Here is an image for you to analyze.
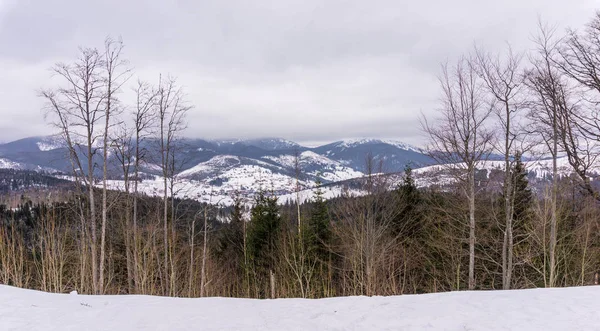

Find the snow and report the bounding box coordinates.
[278,185,360,204]
[1,284,599,330]
[36,137,64,151]
[0,158,20,169]
[0,158,58,173]
[178,155,242,177]
[412,156,589,188]
[337,138,423,153]
[100,153,365,206]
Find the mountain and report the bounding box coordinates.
[240,138,303,151]
[313,139,434,172]
[0,135,590,205]
[0,136,433,204]
[0,136,68,173]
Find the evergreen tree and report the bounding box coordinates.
[394,164,423,238]
[247,190,281,297]
[307,177,331,263]
[215,191,245,266]
[214,191,248,295]
[511,151,532,235]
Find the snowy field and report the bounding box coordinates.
[2,285,600,330]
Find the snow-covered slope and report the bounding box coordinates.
[36,135,65,151]
[413,156,585,188]
[337,138,423,153]
[1,284,599,330]
[0,158,57,173]
[0,135,435,202]
[242,138,302,151]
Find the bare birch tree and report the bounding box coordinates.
[156,76,190,296]
[523,22,566,287]
[41,46,105,293]
[131,80,158,292]
[421,56,493,290]
[99,37,130,293]
[475,45,524,289]
[554,12,600,200]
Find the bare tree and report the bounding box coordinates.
[553,12,600,200]
[333,155,400,296]
[112,124,135,292]
[131,80,158,292]
[421,56,493,290]
[474,45,524,289]
[42,46,105,294]
[99,37,130,293]
[156,76,190,296]
[523,22,569,287]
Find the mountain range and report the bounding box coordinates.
[0,136,435,204]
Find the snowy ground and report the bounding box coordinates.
[1,285,600,330]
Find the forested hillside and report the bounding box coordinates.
[3,6,600,302]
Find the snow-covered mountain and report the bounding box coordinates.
[240,138,303,151]
[0,136,433,203]
[313,139,432,172]
[2,135,596,204]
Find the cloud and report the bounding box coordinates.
[0,0,597,145]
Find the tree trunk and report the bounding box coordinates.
[99,94,111,294]
[188,215,196,297]
[468,168,476,291]
[163,175,169,295]
[270,269,276,299]
[132,156,140,293]
[200,205,208,297]
[549,123,558,287]
[87,131,98,294]
[502,102,513,290]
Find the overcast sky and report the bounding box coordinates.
[0,0,598,146]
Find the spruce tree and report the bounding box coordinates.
[511,151,532,233]
[307,177,331,263]
[394,164,423,238]
[247,190,281,297]
[215,191,245,272]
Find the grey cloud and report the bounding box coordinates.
[0,0,597,146]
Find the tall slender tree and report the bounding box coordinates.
[475,45,524,289]
[156,76,190,296]
[99,37,130,294]
[524,22,566,287]
[422,55,494,290]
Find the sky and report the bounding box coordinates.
[0,0,598,147]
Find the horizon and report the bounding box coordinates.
[0,134,425,149]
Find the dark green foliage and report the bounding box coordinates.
[0,169,70,193]
[394,165,423,238]
[213,191,248,295]
[215,192,245,263]
[306,178,331,262]
[247,190,281,296]
[511,152,532,226]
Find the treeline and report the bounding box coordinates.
[1,161,599,297]
[0,169,69,193]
